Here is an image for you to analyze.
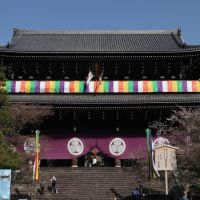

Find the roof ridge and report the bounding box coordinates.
[13,28,180,35]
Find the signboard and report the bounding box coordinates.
[0,169,11,200]
[155,144,178,171]
[154,143,178,195]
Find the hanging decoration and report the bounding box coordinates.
[5,80,200,93]
[34,130,40,181]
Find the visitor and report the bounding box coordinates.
[92,156,97,166]
[51,176,57,193]
[14,188,20,195]
[113,194,117,200]
[38,179,45,195]
[180,191,188,200]
[187,190,192,200]
[88,156,93,167]
[138,181,143,196]
[132,187,140,199]
[84,156,89,167]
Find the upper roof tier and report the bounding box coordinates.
[1,28,200,53]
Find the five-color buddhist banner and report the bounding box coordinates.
[6,80,200,93]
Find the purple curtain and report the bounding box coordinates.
[35,132,148,160]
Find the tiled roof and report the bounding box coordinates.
[1,28,199,53]
[9,94,200,105]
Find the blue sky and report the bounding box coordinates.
[0,0,200,45]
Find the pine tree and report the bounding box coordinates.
[0,65,10,132]
[0,64,21,169]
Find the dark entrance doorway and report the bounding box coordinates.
[78,151,115,167]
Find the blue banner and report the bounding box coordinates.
[0,169,11,200]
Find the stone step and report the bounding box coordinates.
[12,167,168,200]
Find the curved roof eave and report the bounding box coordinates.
[1,49,200,55]
[9,94,200,105]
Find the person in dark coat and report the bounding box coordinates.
[51,176,57,193]
[138,181,143,196]
[132,187,140,199]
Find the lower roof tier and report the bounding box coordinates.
[9,93,200,106]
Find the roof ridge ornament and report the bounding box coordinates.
[6,42,10,49]
[177,27,181,36]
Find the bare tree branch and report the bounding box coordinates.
[10,104,54,132]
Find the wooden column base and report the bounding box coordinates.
[115,159,121,167]
[71,158,78,167]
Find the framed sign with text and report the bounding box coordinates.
[155,144,178,171]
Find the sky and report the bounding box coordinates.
[0,0,200,45]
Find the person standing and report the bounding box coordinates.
[92,156,97,166]
[138,181,143,196]
[40,179,45,195]
[132,187,140,199]
[51,176,57,193]
[187,190,192,200]
[181,191,188,200]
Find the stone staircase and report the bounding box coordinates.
[32,167,166,200]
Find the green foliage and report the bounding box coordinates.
[0,64,11,132]
[0,64,21,169]
[190,183,200,194]
[0,107,11,131]
[0,132,22,169]
[0,64,54,170]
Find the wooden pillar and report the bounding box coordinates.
[165,170,168,195]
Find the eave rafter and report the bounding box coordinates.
[1,51,200,61]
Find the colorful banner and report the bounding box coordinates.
[5,80,200,94]
[146,129,160,177]
[34,130,40,181]
[146,128,152,160]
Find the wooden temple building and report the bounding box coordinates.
[0,28,200,166]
